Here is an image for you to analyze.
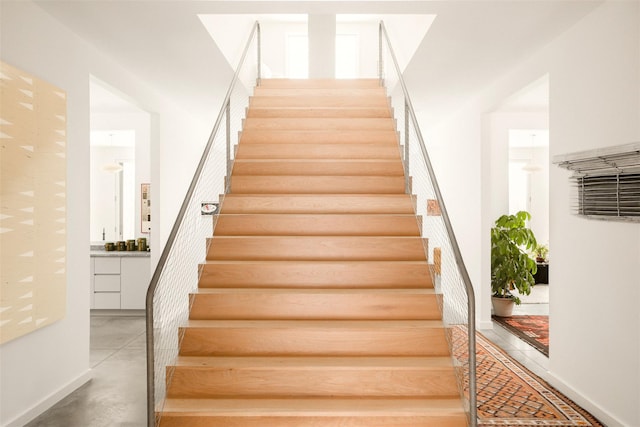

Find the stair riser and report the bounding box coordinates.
[167,368,459,399]
[199,262,433,288]
[219,195,416,214]
[235,144,401,160]
[189,293,440,320]
[253,87,387,97]
[247,107,391,119]
[243,118,395,131]
[179,328,449,357]
[230,176,406,195]
[239,130,398,145]
[213,214,420,236]
[232,160,404,176]
[206,237,427,261]
[250,96,389,108]
[159,415,468,427]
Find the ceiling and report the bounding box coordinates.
[509,129,550,148]
[90,78,147,115]
[34,1,602,125]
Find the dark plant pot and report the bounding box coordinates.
[536,257,545,263]
[492,296,515,317]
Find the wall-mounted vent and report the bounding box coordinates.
[553,143,640,222]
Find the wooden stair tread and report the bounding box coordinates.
[239,129,398,144]
[213,214,420,236]
[235,143,402,160]
[250,96,390,108]
[183,319,445,328]
[199,260,433,289]
[206,236,427,261]
[233,159,402,163]
[220,194,416,214]
[189,288,440,320]
[192,288,436,295]
[179,322,449,356]
[159,398,468,427]
[232,158,405,177]
[172,356,455,368]
[259,78,381,88]
[201,260,431,267]
[253,87,387,97]
[232,159,404,177]
[162,397,466,415]
[247,106,391,118]
[206,235,426,241]
[229,175,406,194]
[167,363,460,399]
[243,117,395,130]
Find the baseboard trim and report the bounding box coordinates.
[3,369,92,427]
[477,319,494,330]
[546,371,627,427]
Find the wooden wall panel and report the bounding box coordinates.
[0,61,67,344]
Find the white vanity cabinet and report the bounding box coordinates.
[91,254,150,310]
[120,257,150,309]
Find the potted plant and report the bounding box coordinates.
[491,211,538,317]
[533,243,549,263]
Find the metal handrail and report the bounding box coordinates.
[379,21,478,426]
[144,21,261,426]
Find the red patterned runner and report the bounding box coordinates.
[492,315,549,357]
[453,326,604,426]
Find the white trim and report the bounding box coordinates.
[552,141,640,165]
[3,369,92,427]
[477,319,494,330]
[546,371,627,427]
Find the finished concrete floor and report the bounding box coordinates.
[25,312,147,427]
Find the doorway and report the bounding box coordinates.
[489,75,550,357]
[89,78,151,245]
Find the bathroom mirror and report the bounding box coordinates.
[90,130,136,242]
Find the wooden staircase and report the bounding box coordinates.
[158,79,469,426]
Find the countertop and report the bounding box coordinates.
[91,250,150,257]
[91,244,150,257]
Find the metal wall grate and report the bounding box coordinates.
[574,173,640,219]
[554,142,640,221]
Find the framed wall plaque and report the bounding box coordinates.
[141,183,151,233]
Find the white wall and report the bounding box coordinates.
[414,2,639,425]
[0,2,217,425]
[336,21,378,78]
[422,106,486,325]
[308,15,336,79]
[0,4,93,425]
[544,3,639,425]
[260,20,308,78]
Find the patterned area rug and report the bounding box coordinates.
[492,315,549,357]
[453,327,604,426]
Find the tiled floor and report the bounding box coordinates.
[25,287,550,426]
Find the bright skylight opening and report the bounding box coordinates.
[336,34,359,78]
[286,34,309,78]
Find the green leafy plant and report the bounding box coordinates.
[533,243,549,262]
[491,211,538,305]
